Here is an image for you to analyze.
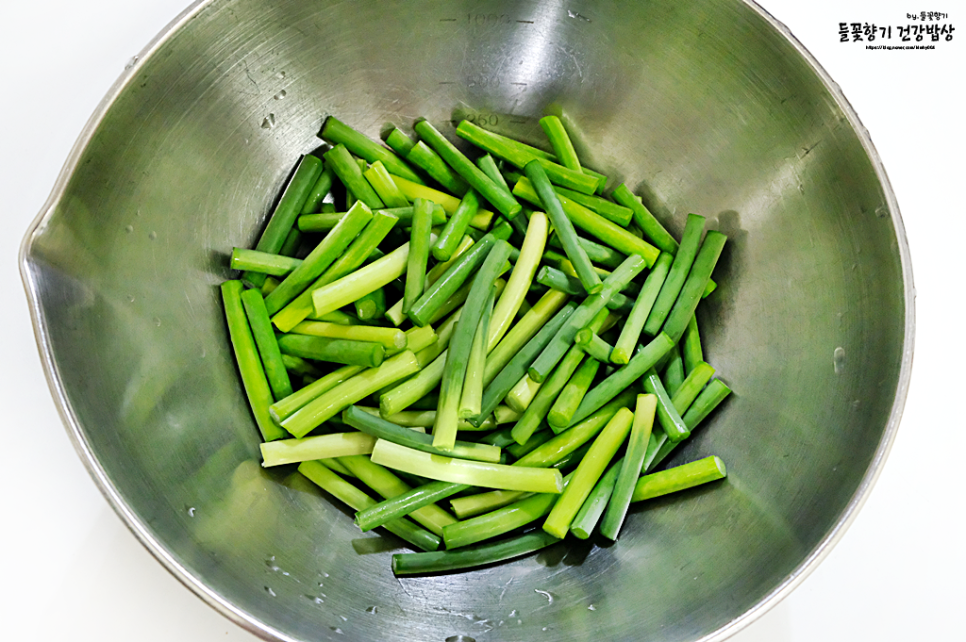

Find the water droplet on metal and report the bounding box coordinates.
[833,346,846,374]
[126,295,135,303]
[875,205,888,218]
[125,55,139,69]
[365,606,378,614]
[261,114,276,129]
[445,636,476,642]
[588,604,597,611]
[276,71,286,79]
[187,506,196,517]
[274,90,287,100]
[330,627,343,635]
[148,231,157,240]
[535,589,554,604]
[154,317,161,327]
[265,586,276,597]
[125,225,134,233]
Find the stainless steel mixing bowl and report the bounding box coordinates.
[20,0,913,640]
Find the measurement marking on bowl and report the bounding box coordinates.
[833,347,846,374]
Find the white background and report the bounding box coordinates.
[1,1,961,640]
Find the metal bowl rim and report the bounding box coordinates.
[17,1,915,641]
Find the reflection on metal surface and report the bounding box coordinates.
[20,1,912,641]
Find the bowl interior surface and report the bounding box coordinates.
[22,0,910,641]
